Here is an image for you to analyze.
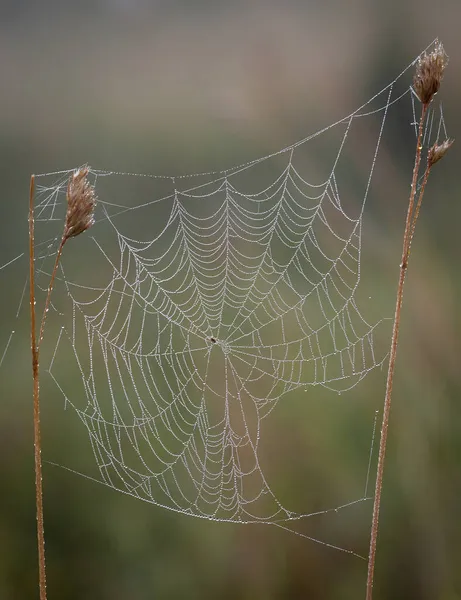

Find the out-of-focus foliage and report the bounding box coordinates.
[0,2,460,599]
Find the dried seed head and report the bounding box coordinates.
[428,138,454,167]
[64,166,96,241]
[413,41,448,105]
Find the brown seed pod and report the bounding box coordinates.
[413,41,448,105]
[64,166,97,241]
[428,138,454,167]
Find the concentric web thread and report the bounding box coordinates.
[22,41,448,554]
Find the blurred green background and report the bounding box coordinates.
[0,1,460,599]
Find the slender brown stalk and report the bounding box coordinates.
[365,103,427,600]
[409,138,454,249]
[29,174,47,600]
[29,166,96,599]
[37,239,65,350]
[366,40,451,600]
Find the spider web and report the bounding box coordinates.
[23,41,448,554]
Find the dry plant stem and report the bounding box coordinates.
[29,184,68,600]
[29,175,47,600]
[409,161,432,247]
[365,102,429,600]
[29,166,95,600]
[37,238,66,349]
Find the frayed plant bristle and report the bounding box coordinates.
[64,166,96,241]
[428,138,454,167]
[413,40,448,105]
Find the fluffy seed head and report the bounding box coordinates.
[428,138,454,167]
[64,166,96,240]
[413,41,448,105]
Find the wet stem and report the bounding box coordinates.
[29,174,68,600]
[365,101,434,599]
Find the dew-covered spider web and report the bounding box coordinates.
[3,41,449,555]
